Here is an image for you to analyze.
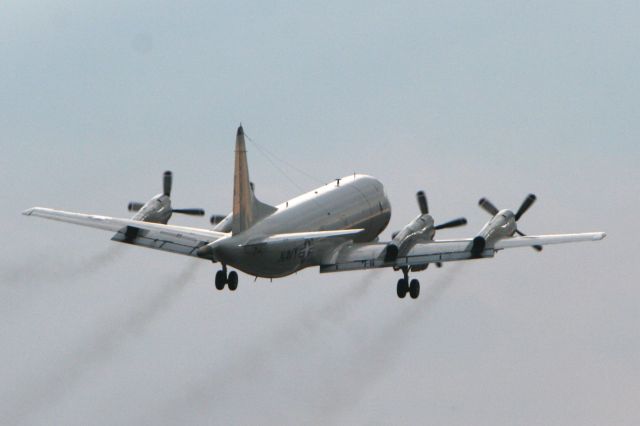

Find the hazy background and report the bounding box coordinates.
[1,1,638,425]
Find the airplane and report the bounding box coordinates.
[23,125,606,299]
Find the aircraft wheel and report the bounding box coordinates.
[409,279,420,299]
[215,270,226,290]
[228,271,239,291]
[396,278,408,298]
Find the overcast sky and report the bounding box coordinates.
[1,1,638,425]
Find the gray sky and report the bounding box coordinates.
[1,1,638,425]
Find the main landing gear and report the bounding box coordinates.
[396,267,420,299]
[215,265,238,291]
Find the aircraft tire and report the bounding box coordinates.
[215,270,226,290]
[409,279,420,299]
[397,278,408,298]
[228,271,239,291]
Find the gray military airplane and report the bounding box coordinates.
[23,126,605,299]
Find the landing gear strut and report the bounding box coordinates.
[396,267,420,299]
[214,265,239,291]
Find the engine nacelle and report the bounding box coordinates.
[385,214,435,262]
[472,209,517,256]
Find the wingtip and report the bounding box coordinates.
[22,207,36,216]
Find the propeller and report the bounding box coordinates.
[427,191,466,267]
[388,191,467,265]
[210,214,226,225]
[478,197,499,216]
[128,202,144,212]
[163,170,172,196]
[416,190,428,214]
[127,171,206,217]
[515,193,536,221]
[419,191,467,231]
[173,208,205,216]
[434,217,467,230]
[478,193,542,251]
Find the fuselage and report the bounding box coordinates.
[212,174,391,278]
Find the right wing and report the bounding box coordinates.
[320,232,606,273]
[23,207,228,258]
[493,233,606,249]
[320,239,480,272]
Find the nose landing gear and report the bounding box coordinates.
[396,267,420,299]
[214,265,239,291]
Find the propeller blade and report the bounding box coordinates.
[416,191,428,214]
[434,217,468,230]
[478,198,499,216]
[515,193,536,221]
[163,171,172,196]
[515,229,543,251]
[172,208,205,216]
[128,201,144,212]
[210,214,227,225]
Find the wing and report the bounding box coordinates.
[493,232,606,249]
[320,239,478,272]
[320,232,606,273]
[23,207,228,257]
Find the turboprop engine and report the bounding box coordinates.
[471,193,542,257]
[127,171,206,223]
[385,191,467,263]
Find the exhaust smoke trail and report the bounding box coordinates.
[274,270,379,346]
[4,261,202,425]
[161,270,381,422]
[311,264,464,423]
[0,246,125,316]
[0,246,123,286]
[170,265,462,424]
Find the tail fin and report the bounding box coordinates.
[232,126,277,234]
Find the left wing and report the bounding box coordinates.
[23,207,228,257]
[320,232,606,272]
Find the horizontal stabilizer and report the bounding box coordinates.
[243,229,364,246]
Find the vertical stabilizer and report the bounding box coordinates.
[232,126,277,234]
